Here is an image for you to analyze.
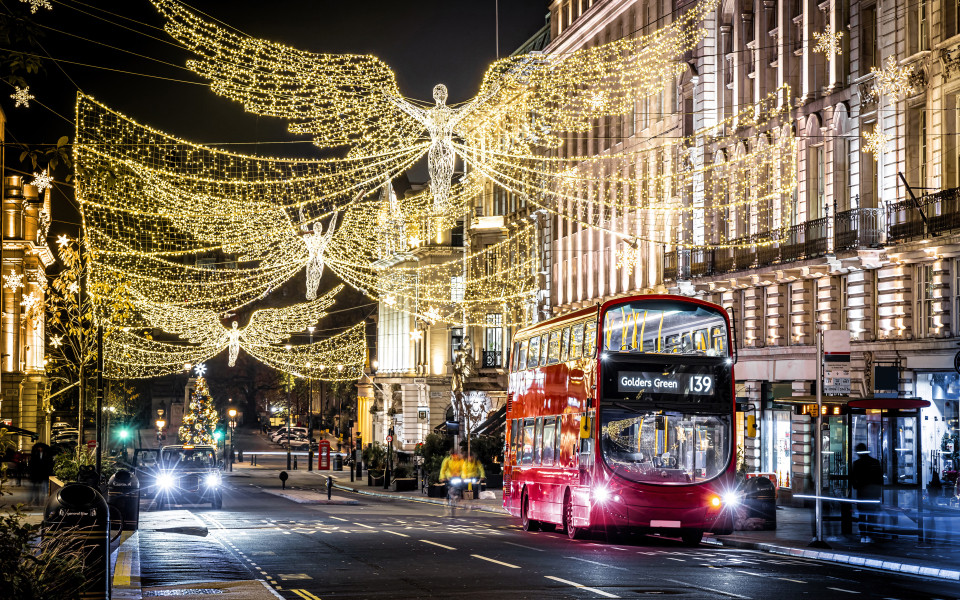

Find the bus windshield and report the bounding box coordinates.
[599,358,732,485]
[602,300,728,356]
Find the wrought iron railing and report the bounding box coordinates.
[887,187,960,243]
[482,350,502,368]
[835,207,884,251]
[663,248,679,280]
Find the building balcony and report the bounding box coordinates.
[835,207,884,251]
[481,350,502,369]
[887,186,960,244]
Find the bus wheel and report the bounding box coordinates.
[681,529,703,546]
[521,492,539,532]
[564,493,586,540]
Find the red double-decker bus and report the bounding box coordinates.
[503,295,737,545]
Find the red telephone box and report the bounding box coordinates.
[318,440,331,470]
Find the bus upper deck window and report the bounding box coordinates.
[511,341,520,371]
[518,339,528,370]
[559,327,570,362]
[527,336,540,369]
[584,321,597,357]
[547,330,561,365]
[570,323,584,359]
[539,333,550,366]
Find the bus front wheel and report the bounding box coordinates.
[564,493,586,540]
[681,529,703,546]
[521,492,539,532]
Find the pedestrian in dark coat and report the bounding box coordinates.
[851,442,883,542]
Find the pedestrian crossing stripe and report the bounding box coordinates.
[291,590,321,600]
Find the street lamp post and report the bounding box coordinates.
[285,344,292,470]
[156,419,165,448]
[307,326,315,472]
[228,407,237,472]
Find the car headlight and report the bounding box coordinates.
[156,473,175,489]
[722,492,740,507]
[205,473,221,487]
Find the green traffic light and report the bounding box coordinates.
[213,431,223,441]
[118,429,130,440]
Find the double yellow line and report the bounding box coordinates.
[291,590,321,600]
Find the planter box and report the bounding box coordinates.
[368,472,384,487]
[391,478,417,492]
[427,483,447,498]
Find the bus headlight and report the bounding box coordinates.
[205,473,221,487]
[593,486,611,503]
[157,473,175,490]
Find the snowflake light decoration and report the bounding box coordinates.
[10,86,35,108]
[615,245,642,274]
[67,281,80,295]
[863,129,891,159]
[50,335,63,348]
[57,234,71,247]
[424,307,440,323]
[20,0,52,14]
[813,25,843,56]
[3,270,24,292]
[194,363,208,377]
[20,292,39,312]
[871,56,916,100]
[31,170,53,192]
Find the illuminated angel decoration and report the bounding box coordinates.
[302,211,339,300]
[131,285,342,367]
[150,0,718,210]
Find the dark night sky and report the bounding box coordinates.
[3,0,550,231]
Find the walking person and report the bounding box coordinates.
[851,442,883,543]
[28,443,53,506]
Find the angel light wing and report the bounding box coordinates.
[132,293,229,347]
[239,284,343,346]
[151,0,424,156]
[458,0,718,150]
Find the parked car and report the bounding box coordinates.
[52,429,80,444]
[133,448,160,497]
[51,421,73,432]
[155,444,223,509]
[270,427,307,442]
[280,437,318,450]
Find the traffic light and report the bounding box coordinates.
[746,414,757,438]
[117,428,130,441]
[213,430,223,442]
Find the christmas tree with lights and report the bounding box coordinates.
[179,367,219,445]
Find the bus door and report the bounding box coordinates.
[579,410,595,486]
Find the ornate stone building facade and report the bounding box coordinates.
[1,106,55,447]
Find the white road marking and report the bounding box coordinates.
[565,556,629,571]
[329,516,348,522]
[503,541,544,552]
[544,575,619,598]
[779,578,806,584]
[666,557,686,562]
[383,530,409,537]
[827,588,860,595]
[471,554,521,569]
[421,540,456,550]
[663,578,752,599]
[354,523,375,529]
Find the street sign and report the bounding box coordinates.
[86,440,97,449]
[386,435,393,442]
[824,368,851,395]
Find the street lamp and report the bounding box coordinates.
[156,419,166,446]
[307,326,315,472]
[285,343,293,470]
[227,407,237,472]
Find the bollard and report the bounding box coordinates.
[279,471,289,490]
[293,456,298,470]
[327,476,333,500]
[107,469,140,531]
[43,482,111,600]
[237,449,243,463]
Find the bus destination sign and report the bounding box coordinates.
[617,371,714,395]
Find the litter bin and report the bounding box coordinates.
[741,476,777,530]
[43,482,111,600]
[107,469,140,531]
[333,454,343,471]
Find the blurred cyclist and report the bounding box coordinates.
[439,452,464,516]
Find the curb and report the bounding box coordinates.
[716,537,960,582]
[331,483,510,515]
[111,531,141,599]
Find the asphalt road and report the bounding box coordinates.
[137,466,960,600]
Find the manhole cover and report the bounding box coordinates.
[144,590,225,596]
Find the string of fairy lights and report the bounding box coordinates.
[68,0,809,379]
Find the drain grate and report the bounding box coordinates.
[144,589,225,596]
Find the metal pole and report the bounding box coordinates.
[95,323,103,475]
[308,329,314,472]
[810,328,830,548]
[286,387,292,471]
